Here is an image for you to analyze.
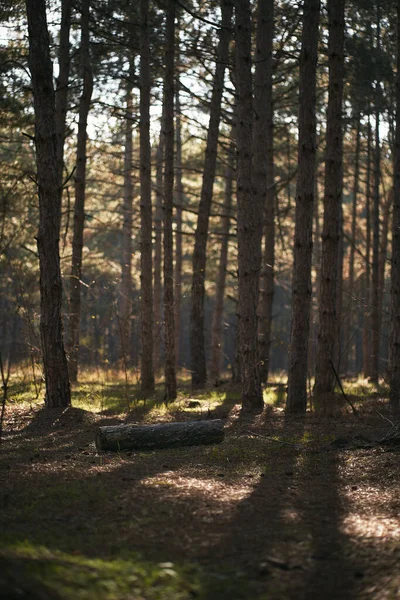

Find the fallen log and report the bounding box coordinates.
[95,419,224,452]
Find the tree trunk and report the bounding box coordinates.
[370,5,381,383]
[140,0,155,395]
[68,0,93,383]
[119,58,134,367]
[314,0,345,411]
[235,0,264,411]
[26,0,71,407]
[255,0,275,385]
[286,0,320,414]
[190,0,233,389]
[363,115,372,377]
[55,0,72,188]
[390,0,400,413]
[210,139,235,385]
[153,119,164,373]
[96,419,225,452]
[163,0,177,401]
[174,78,183,370]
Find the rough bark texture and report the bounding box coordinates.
[119,59,134,366]
[26,0,71,407]
[163,0,177,401]
[363,117,372,377]
[190,0,233,389]
[235,0,264,411]
[286,0,320,414]
[174,80,183,369]
[68,0,93,383]
[55,0,71,187]
[210,140,234,384]
[140,0,155,394]
[95,419,225,452]
[256,0,275,385]
[153,121,164,372]
[390,2,400,413]
[370,6,381,383]
[314,0,345,410]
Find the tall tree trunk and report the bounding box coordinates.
[255,0,275,385]
[68,0,93,383]
[286,0,320,413]
[55,0,72,188]
[343,115,361,374]
[174,79,183,369]
[119,58,134,367]
[210,139,235,385]
[235,0,264,411]
[163,0,177,401]
[389,0,400,413]
[370,5,381,383]
[314,0,345,410]
[153,119,164,373]
[140,0,155,395]
[26,0,71,407]
[363,115,372,377]
[190,0,233,389]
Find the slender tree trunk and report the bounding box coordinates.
[314,0,345,410]
[140,0,155,394]
[26,0,71,407]
[68,0,93,383]
[363,116,372,377]
[378,190,391,365]
[119,58,134,367]
[286,0,320,413]
[210,139,235,384]
[55,0,72,188]
[343,115,361,374]
[390,0,400,413]
[190,0,233,389]
[163,0,177,401]
[255,0,275,385]
[370,6,381,383]
[235,0,264,411]
[153,120,164,373]
[174,80,183,370]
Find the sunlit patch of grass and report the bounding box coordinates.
[1,541,201,600]
[342,376,389,399]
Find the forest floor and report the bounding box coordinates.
[0,372,399,600]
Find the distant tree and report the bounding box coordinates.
[314,0,345,411]
[25,0,71,407]
[286,0,320,414]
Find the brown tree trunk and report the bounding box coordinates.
[235,0,264,411]
[26,0,71,407]
[163,0,177,401]
[140,0,155,395]
[390,0,400,413]
[363,116,372,377]
[174,80,183,370]
[153,120,164,373]
[210,139,235,385]
[370,6,381,383]
[68,0,93,383]
[314,0,345,411]
[55,0,72,188]
[286,0,320,413]
[190,0,233,389]
[119,58,134,367]
[255,0,275,385]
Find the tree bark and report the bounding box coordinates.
[286,0,320,414]
[140,0,155,395]
[26,0,71,407]
[55,0,72,189]
[363,116,372,377]
[314,0,345,411]
[163,0,177,401]
[235,0,264,411]
[153,118,164,373]
[68,0,93,383]
[390,0,400,413]
[210,139,235,385]
[174,77,183,370]
[255,0,275,385]
[95,419,225,452]
[190,0,233,389]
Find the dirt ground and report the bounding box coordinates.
[0,386,399,599]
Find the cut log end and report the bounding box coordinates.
[95,419,225,452]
